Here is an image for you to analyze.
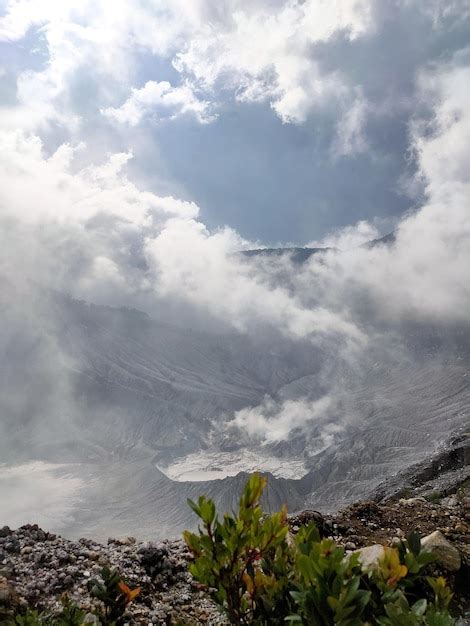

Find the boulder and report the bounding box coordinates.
[355,544,385,570]
[0,527,11,538]
[422,530,461,571]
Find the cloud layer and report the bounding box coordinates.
[0,0,375,129]
[103,80,216,126]
[1,30,470,351]
[1,1,470,447]
[3,0,470,243]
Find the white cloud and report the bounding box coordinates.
[385,61,470,321]
[0,0,377,134]
[0,131,199,225]
[0,127,364,343]
[230,395,334,443]
[308,220,380,250]
[413,63,470,200]
[0,129,200,302]
[144,217,364,342]
[297,60,470,325]
[0,1,206,133]
[2,53,470,346]
[0,1,64,41]
[174,0,375,124]
[103,80,216,125]
[1,2,470,352]
[333,92,369,156]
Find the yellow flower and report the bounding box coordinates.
[378,547,408,588]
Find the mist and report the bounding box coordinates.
[1,0,470,538]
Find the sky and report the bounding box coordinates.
[0,0,470,338]
[1,0,470,487]
[1,0,469,245]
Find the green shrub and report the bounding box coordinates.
[183,474,293,624]
[288,525,371,625]
[12,610,45,626]
[184,474,455,625]
[88,565,140,625]
[52,596,87,626]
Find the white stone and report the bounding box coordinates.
[355,544,385,570]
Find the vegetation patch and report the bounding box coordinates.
[184,475,456,625]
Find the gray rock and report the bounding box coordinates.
[4,540,20,554]
[441,495,458,508]
[0,567,14,579]
[0,578,12,603]
[421,531,461,571]
[56,549,69,563]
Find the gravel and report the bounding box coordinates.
[0,525,226,625]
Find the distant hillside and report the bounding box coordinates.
[240,246,330,263]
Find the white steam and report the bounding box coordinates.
[230,395,337,444]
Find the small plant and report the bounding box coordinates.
[184,474,456,625]
[425,492,442,505]
[13,610,44,626]
[287,524,371,625]
[5,569,139,626]
[184,474,294,624]
[88,566,140,625]
[54,595,87,626]
[8,596,85,626]
[376,591,454,626]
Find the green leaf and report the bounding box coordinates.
[186,498,201,517]
[407,531,421,556]
[411,598,427,616]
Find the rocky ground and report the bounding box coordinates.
[0,526,227,625]
[1,472,469,625]
[1,486,469,625]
